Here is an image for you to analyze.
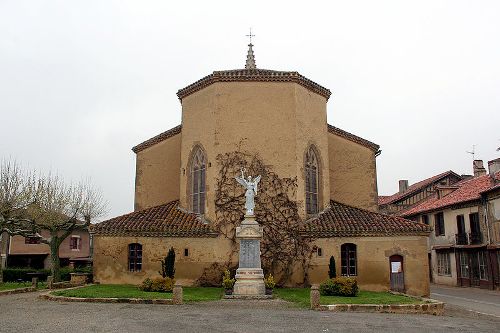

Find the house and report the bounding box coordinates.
[91,43,431,296]
[402,159,500,289]
[1,230,91,269]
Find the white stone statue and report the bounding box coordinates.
[235,169,261,216]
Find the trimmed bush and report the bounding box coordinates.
[319,277,358,297]
[221,269,235,290]
[140,277,174,292]
[328,256,336,279]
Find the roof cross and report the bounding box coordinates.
[245,28,255,44]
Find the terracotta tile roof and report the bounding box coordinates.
[132,125,182,153]
[379,171,461,206]
[91,200,216,237]
[301,201,431,237]
[402,172,500,217]
[327,125,380,152]
[176,69,332,100]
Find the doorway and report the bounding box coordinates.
[390,255,405,292]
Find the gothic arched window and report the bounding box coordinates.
[341,243,357,276]
[190,146,206,214]
[305,146,320,214]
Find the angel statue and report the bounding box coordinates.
[235,168,261,216]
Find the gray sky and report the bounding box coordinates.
[1,0,499,220]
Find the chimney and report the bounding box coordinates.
[473,160,486,177]
[398,180,409,193]
[488,158,500,176]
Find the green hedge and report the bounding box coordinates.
[319,277,359,297]
[2,266,93,282]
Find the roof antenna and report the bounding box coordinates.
[466,144,476,160]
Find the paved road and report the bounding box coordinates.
[0,291,499,333]
[431,284,500,318]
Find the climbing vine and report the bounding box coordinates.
[207,150,314,286]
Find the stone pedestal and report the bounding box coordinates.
[232,215,266,297]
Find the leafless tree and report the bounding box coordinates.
[1,160,107,282]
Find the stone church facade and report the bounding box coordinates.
[92,45,431,296]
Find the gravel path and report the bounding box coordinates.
[0,291,499,333]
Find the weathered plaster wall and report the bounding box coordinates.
[93,235,236,285]
[328,133,378,211]
[428,206,480,249]
[307,236,430,296]
[430,250,457,286]
[134,133,181,211]
[179,81,329,220]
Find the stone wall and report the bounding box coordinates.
[328,133,378,212]
[134,133,181,211]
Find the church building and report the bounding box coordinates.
[92,43,431,296]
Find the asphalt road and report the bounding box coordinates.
[0,291,499,333]
[431,284,500,318]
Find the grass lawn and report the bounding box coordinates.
[274,288,423,308]
[53,284,223,302]
[0,282,47,291]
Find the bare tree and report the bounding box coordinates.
[1,160,107,282]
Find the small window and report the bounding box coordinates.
[25,236,40,244]
[184,248,189,257]
[422,215,429,225]
[341,243,357,276]
[317,248,323,257]
[128,243,142,272]
[437,252,451,276]
[478,251,489,281]
[434,212,445,236]
[69,236,81,250]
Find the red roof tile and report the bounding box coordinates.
[132,125,182,153]
[91,200,216,237]
[379,171,461,206]
[327,125,380,152]
[176,69,332,100]
[402,172,500,217]
[301,201,431,237]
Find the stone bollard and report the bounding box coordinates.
[31,277,38,289]
[173,283,183,305]
[310,284,320,310]
[47,276,53,290]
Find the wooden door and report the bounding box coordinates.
[390,255,405,292]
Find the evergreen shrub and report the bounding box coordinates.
[319,277,358,297]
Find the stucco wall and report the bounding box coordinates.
[179,81,329,220]
[93,235,236,285]
[134,133,181,211]
[328,133,378,211]
[93,233,429,296]
[307,236,429,296]
[428,206,480,249]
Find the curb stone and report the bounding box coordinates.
[0,287,37,296]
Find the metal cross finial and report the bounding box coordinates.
[246,28,255,44]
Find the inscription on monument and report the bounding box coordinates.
[239,239,261,268]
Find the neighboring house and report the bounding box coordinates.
[2,229,91,269]
[91,43,431,296]
[379,171,463,215]
[402,159,500,290]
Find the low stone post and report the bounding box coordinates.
[173,283,183,305]
[310,284,320,310]
[31,277,38,289]
[47,276,53,290]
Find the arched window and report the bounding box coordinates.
[341,243,357,276]
[190,146,206,214]
[128,243,142,272]
[305,146,320,214]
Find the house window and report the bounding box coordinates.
[69,236,81,250]
[128,243,142,272]
[478,251,489,281]
[437,252,451,276]
[341,243,357,276]
[25,236,40,244]
[189,146,206,214]
[317,247,323,257]
[184,248,189,257]
[434,212,445,236]
[422,215,429,225]
[305,146,320,214]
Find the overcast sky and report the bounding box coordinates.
[1,0,499,220]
